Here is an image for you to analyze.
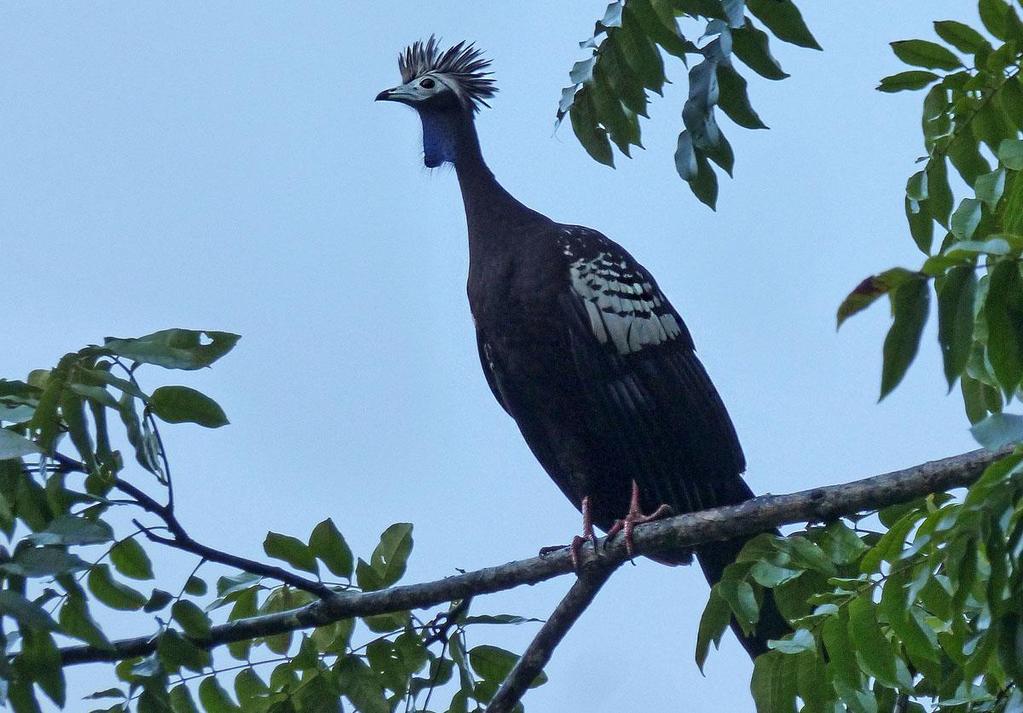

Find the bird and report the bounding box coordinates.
[376,37,786,658]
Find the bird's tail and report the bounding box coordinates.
[695,533,789,659]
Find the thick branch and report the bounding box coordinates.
[488,561,616,713]
[59,448,1005,666]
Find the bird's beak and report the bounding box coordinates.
[375,84,418,105]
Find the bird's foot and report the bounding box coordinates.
[538,495,598,571]
[606,480,673,559]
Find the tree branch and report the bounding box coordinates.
[58,447,1006,667]
[113,477,334,600]
[487,561,616,713]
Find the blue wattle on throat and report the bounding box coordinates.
[419,110,459,168]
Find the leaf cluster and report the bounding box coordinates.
[0,330,542,712]
[838,1,1023,427]
[701,452,1023,711]
[560,0,820,207]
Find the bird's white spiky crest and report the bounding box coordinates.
[398,36,497,111]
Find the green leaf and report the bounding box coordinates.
[110,538,154,580]
[59,591,111,648]
[688,149,719,210]
[976,168,1007,208]
[337,656,389,713]
[877,70,940,93]
[948,132,992,185]
[469,644,519,682]
[980,0,1017,40]
[308,518,354,579]
[933,20,991,54]
[970,412,1023,450]
[890,39,963,70]
[927,157,954,227]
[747,0,821,50]
[0,590,58,630]
[158,629,210,673]
[144,589,174,613]
[28,354,73,452]
[629,0,694,58]
[591,63,639,156]
[950,198,982,240]
[905,197,934,254]
[972,101,1016,154]
[68,383,119,411]
[569,90,615,167]
[103,329,240,371]
[234,669,270,709]
[998,138,1023,169]
[148,385,228,428]
[717,62,768,129]
[732,20,789,80]
[117,389,158,476]
[751,651,797,713]
[768,627,815,654]
[20,628,64,706]
[848,596,899,687]
[7,678,42,713]
[184,576,206,596]
[27,514,113,546]
[943,236,1013,258]
[937,265,977,388]
[167,683,199,711]
[997,76,1023,132]
[618,8,665,93]
[0,547,89,578]
[263,531,319,574]
[837,268,916,327]
[88,564,147,611]
[198,676,241,713]
[985,260,1023,392]
[0,428,41,459]
[820,521,869,565]
[172,600,212,638]
[83,688,126,701]
[880,276,930,399]
[719,574,760,631]
[369,522,414,588]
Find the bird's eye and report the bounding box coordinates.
[420,78,436,89]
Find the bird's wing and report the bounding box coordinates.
[556,225,748,512]
[475,329,511,415]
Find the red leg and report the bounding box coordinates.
[538,495,597,571]
[568,495,598,570]
[606,481,672,558]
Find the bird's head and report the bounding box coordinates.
[376,37,497,167]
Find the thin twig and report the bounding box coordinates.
[112,476,332,599]
[56,447,1007,667]
[424,596,474,646]
[487,561,616,713]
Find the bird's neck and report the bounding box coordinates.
[421,109,542,245]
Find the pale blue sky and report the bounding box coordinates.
[2,2,977,711]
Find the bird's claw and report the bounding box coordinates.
[569,531,599,571]
[606,481,673,559]
[539,495,599,571]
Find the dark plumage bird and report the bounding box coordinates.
[377,38,785,658]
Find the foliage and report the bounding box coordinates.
[694,1,1023,710]
[559,0,820,208]
[0,330,543,712]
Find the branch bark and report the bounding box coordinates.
[487,561,616,713]
[58,447,1005,667]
